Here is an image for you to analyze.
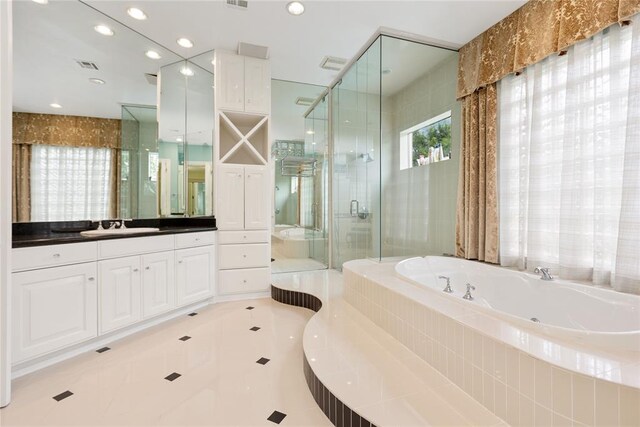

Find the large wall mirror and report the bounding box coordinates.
[12,0,214,223]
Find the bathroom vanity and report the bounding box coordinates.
[11,218,216,370]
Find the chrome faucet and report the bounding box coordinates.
[108,220,122,229]
[438,275,453,293]
[534,267,553,281]
[462,284,476,300]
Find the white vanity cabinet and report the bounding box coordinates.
[11,231,215,365]
[12,262,98,363]
[99,256,142,334]
[215,51,270,114]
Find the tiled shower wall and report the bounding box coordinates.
[343,268,640,427]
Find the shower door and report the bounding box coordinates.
[332,37,381,270]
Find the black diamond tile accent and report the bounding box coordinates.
[246,306,255,310]
[250,326,260,331]
[267,411,287,424]
[164,372,181,382]
[271,258,275,262]
[256,357,270,365]
[188,312,198,317]
[96,346,110,353]
[52,390,73,402]
[179,336,191,341]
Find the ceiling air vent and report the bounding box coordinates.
[144,73,157,85]
[226,0,248,10]
[319,56,347,71]
[295,97,315,107]
[76,60,99,70]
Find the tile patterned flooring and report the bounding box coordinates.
[0,298,332,426]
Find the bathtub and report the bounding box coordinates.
[395,256,640,351]
[272,227,310,258]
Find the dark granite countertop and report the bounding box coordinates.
[12,217,217,248]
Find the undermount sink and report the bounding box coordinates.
[80,227,160,237]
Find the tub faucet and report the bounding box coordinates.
[534,267,553,281]
[463,284,476,301]
[438,276,453,293]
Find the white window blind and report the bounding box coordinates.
[499,18,640,293]
[31,145,113,222]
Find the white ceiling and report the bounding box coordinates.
[86,0,526,87]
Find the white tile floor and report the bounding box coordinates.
[0,298,331,426]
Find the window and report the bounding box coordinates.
[499,19,640,292]
[399,111,451,170]
[31,145,113,221]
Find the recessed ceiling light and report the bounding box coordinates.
[50,103,62,109]
[127,7,147,20]
[286,1,305,15]
[306,130,314,135]
[145,50,161,60]
[32,0,48,4]
[177,38,193,48]
[180,67,194,77]
[312,142,316,145]
[89,78,105,85]
[94,25,114,36]
[176,137,183,142]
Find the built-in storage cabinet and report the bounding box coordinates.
[176,246,215,306]
[217,165,269,230]
[217,230,270,295]
[99,256,142,334]
[11,231,215,364]
[215,51,270,114]
[12,263,98,363]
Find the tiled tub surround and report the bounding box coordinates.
[272,270,506,426]
[343,260,640,427]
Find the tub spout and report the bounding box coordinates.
[463,284,476,300]
[438,276,453,293]
[534,267,553,281]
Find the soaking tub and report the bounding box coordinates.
[272,227,310,258]
[395,256,640,351]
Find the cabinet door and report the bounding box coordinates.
[216,165,245,230]
[12,263,97,363]
[244,57,270,114]
[244,166,270,229]
[176,246,214,307]
[216,52,245,112]
[99,257,142,334]
[141,251,175,319]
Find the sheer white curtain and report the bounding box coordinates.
[499,19,640,293]
[31,145,112,222]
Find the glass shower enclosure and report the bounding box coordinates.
[321,35,460,270]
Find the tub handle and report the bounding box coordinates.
[438,275,453,293]
[463,283,476,301]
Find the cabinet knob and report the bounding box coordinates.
[88,277,95,281]
[178,260,183,264]
[243,254,247,258]
[133,268,139,272]
[243,235,247,239]
[145,266,150,270]
[243,280,247,283]
[195,238,200,241]
[53,253,60,258]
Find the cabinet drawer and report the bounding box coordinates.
[218,244,270,269]
[13,242,98,272]
[218,268,270,295]
[98,235,174,259]
[218,230,268,244]
[175,231,216,249]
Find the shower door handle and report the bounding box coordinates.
[350,200,359,217]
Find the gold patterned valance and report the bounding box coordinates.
[12,112,121,149]
[457,0,640,99]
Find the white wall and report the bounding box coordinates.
[0,0,12,408]
[381,53,460,257]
